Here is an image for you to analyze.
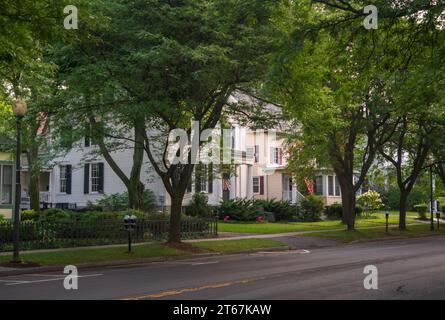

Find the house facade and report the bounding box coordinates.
[0,136,14,219]
[17,94,341,213]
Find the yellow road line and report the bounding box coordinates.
[122,277,263,300]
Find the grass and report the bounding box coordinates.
[0,243,187,266]
[218,213,419,234]
[303,223,445,243]
[194,239,287,253]
[0,239,286,266]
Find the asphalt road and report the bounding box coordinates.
[1,236,445,300]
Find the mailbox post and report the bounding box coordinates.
[124,215,137,253]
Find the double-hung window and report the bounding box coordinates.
[60,166,68,193]
[0,164,13,205]
[91,163,100,193]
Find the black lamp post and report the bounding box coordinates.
[11,98,27,263]
[430,165,435,231]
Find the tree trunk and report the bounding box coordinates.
[341,188,356,230]
[336,170,356,230]
[128,120,145,210]
[128,180,145,210]
[168,194,183,243]
[399,191,408,230]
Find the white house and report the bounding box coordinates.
[18,93,342,212]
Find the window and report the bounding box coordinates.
[335,176,341,196]
[91,163,100,193]
[271,147,283,165]
[314,176,323,195]
[60,166,68,193]
[328,176,334,196]
[195,164,213,193]
[253,177,260,194]
[0,165,13,205]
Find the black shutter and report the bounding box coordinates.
[85,136,90,147]
[195,165,202,193]
[208,163,213,194]
[187,175,192,193]
[66,165,72,195]
[84,164,90,194]
[98,163,104,193]
[260,176,264,195]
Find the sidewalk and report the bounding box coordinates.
[0,222,424,257]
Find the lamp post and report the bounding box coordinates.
[430,165,435,231]
[11,98,27,263]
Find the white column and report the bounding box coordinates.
[246,164,253,199]
[291,180,297,205]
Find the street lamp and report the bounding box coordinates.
[11,98,27,263]
[429,165,435,231]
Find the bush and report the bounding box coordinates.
[357,190,384,217]
[325,203,364,220]
[254,199,296,221]
[218,198,261,222]
[383,186,428,211]
[300,195,324,221]
[0,214,4,221]
[186,193,214,218]
[21,210,38,221]
[96,190,156,211]
[414,203,429,219]
[325,203,343,219]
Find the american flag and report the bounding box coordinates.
[224,179,231,191]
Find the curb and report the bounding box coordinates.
[0,246,290,278]
[347,232,445,245]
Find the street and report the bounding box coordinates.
[1,236,445,300]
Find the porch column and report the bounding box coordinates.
[246,164,253,199]
[291,180,297,205]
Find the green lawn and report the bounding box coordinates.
[0,243,187,266]
[0,239,287,266]
[304,223,445,243]
[218,213,419,234]
[195,239,287,253]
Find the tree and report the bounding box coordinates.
[268,0,445,230]
[52,0,285,242]
[267,9,392,230]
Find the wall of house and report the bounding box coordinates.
[0,152,12,161]
[49,142,166,208]
[0,208,11,219]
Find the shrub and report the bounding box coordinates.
[325,203,364,220]
[357,190,384,216]
[414,203,429,219]
[21,210,38,221]
[186,193,214,218]
[218,198,261,222]
[300,195,324,221]
[325,203,343,219]
[383,186,428,211]
[254,199,296,221]
[0,214,4,221]
[96,190,156,211]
